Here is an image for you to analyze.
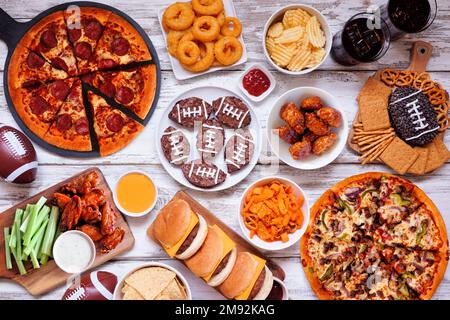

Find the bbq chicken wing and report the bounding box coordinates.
[53,192,72,209]
[78,224,104,242]
[82,188,106,208]
[100,203,116,236]
[301,96,323,110]
[62,171,100,195]
[312,133,337,155]
[305,112,330,136]
[60,195,82,231]
[317,106,342,128]
[100,227,125,253]
[81,206,102,224]
[280,102,305,135]
[289,139,312,160]
[273,125,300,144]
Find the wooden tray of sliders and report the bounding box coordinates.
[348,41,450,175]
[147,191,286,286]
[0,168,135,296]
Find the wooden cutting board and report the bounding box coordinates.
[147,191,286,292]
[348,40,434,154]
[0,168,135,296]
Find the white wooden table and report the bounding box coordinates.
[0,0,449,300]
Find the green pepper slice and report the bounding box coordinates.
[390,193,411,206]
[416,221,428,246]
[338,198,353,213]
[319,265,333,282]
[321,210,329,230]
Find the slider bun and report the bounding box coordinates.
[252,266,274,300]
[219,252,258,299]
[185,226,224,277]
[175,214,208,260]
[207,247,237,287]
[153,199,192,247]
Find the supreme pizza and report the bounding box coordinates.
[7,6,158,156]
[300,172,448,300]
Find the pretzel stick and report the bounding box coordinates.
[368,137,394,162]
[353,128,394,136]
[361,138,393,164]
[356,133,392,144]
[360,139,388,160]
[360,133,395,152]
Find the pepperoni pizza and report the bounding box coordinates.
[7,6,157,156]
[300,173,449,300]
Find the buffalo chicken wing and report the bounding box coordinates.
[100,227,125,253]
[280,102,305,135]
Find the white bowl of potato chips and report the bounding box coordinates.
[114,263,192,300]
[263,5,331,75]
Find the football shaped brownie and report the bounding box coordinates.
[181,160,227,188]
[196,119,225,162]
[224,129,255,173]
[161,126,190,165]
[169,97,212,128]
[212,96,251,129]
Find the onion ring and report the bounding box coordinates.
[176,40,201,65]
[183,41,215,72]
[163,2,195,31]
[192,0,224,16]
[167,29,189,57]
[214,36,243,65]
[216,11,225,27]
[220,17,242,37]
[192,16,220,42]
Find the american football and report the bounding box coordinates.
[196,119,225,162]
[0,124,38,184]
[224,129,255,173]
[62,271,118,300]
[212,96,251,129]
[161,126,191,166]
[168,97,212,128]
[181,160,227,188]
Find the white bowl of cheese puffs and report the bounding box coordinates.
[263,5,331,75]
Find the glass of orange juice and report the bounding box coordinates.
[113,171,158,217]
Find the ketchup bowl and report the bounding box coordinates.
[238,63,276,102]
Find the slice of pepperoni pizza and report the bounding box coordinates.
[44,80,92,151]
[20,11,78,76]
[8,44,68,90]
[94,13,152,70]
[85,64,156,119]
[64,7,111,74]
[10,79,75,140]
[88,92,144,156]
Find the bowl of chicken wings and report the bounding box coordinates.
[267,87,348,170]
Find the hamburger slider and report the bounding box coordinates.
[219,252,274,300]
[185,225,237,287]
[153,199,208,260]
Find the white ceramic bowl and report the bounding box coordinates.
[238,176,310,251]
[238,63,276,103]
[263,4,332,75]
[273,277,289,300]
[53,230,96,274]
[113,262,192,300]
[267,87,349,170]
[112,170,158,218]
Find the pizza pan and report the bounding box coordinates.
[0,2,161,158]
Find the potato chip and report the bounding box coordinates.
[270,43,296,67]
[267,22,284,38]
[265,36,277,55]
[122,284,144,300]
[306,47,326,67]
[306,16,325,48]
[124,267,176,300]
[155,279,187,300]
[274,26,304,44]
[283,9,311,28]
[287,43,311,71]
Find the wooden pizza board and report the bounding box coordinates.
[0,167,135,296]
[348,40,435,154]
[147,191,286,295]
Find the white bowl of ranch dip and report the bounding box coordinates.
[53,230,96,274]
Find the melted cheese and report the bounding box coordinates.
[202,225,236,282]
[163,212,199,257]
[235,254,266,300]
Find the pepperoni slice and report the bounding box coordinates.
[51,57,69,72]
[74,42,93,59]
[85,20,103,40]
[67,85,80,102]
[81,73,94,84]
[56,114,72,131]
[99,81,116,98]
[98,59,116,70]
[75,118,90,135]
[115,86,134,105]
[49,80,70,101]
[26,51,45,69]
[68,28,81,43]
[30,96,50,115]
[111,37,130,56]
[22,80,43,89]
[106,113,124,133]
[40,29,57,49]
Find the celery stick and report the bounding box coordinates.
[14,211,23,259]
[4,228,12,270]
[8,223,16,249]
[23,204,33,221]
[22,251,29,261]
[23,197,46,246]
[24,219,48,256]
[31,205,50,236]
[30,249,40,269]
[11,251,26,275]
[34,223,46,259]
[41,206,59,257]
[40,254,49,265]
